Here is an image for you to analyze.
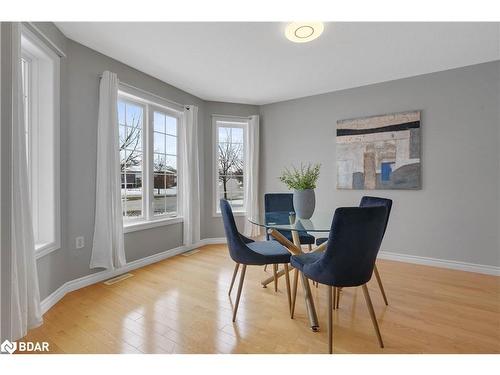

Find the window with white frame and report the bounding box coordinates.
[118,90,181,225]
[214,117,248,214]
[21,27,60,256]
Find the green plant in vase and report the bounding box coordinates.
[279,163,321,219]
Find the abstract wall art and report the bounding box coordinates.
[336,111,421,190]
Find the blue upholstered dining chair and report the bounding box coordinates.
[315,196,392,305]
[263,193,316,291]
[291,206,388,353]
[220,199,292,322]
[265,193,316,249]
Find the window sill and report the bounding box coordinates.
[124,216,183,233]
[35,242,60,260]
[213,211,246,218]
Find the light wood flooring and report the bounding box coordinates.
[22,244,500,354]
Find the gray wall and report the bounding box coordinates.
[260,61,500,267]
[201,101,259,239]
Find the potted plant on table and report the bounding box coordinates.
[279,163,321,219]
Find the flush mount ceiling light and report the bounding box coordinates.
[285,22,324,43]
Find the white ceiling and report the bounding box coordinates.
[56,22,499,105]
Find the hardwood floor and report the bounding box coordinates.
[22,244,500,354]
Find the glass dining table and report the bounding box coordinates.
[248,210,335,332]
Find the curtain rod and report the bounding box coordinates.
[98,74,186,110]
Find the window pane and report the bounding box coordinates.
[166,135,177,155]
[120,149,127,171]
[126,102,143,128]
[153,172,177,217]
[125,195,142,217]
[231,128,244,143]
[129,126,143,152]
[154,111,166,133]
[165,115,177,136]
[216,123,246,212]
[153,173,166,216]
[218,127,230,143]
[122,171,142,217]
[165,155,177,173]
[227,189,244,211]
[154,153,166,172]
[119,98,144,220]
[154,131,166,153]
[119,126,126,144]
[120,124,142,152]
[165,174,178,214]
[125,150,142,171]
[118,101,126,124]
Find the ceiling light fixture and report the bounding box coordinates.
[285,22,324,43]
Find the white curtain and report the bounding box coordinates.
[11,22,43,340]
[181,105,201,246]
[244,115,261,237]
[90,71,126,269]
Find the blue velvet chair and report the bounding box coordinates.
[220,199,292,322]
[291,206,388,353]
[263,193,316,290]
[264,193,316,249]
[315,196,392,305]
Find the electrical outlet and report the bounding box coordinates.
[75,236,85,249]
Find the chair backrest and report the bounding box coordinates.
[221,198,273,265]
[264,193,294,239]
[220,199,247,263]
[264,193,294,213]
[307,206,387,287]
[359,196,392,236]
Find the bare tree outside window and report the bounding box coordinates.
[218,128,243,200]
[119,101,144,218]
[120,114,142,171]
[216,125,245,212]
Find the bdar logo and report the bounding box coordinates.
[1,340,17,354]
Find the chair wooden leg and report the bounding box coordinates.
[373,264,388,305]
[362,284,384,348]
[284,264,292,313]
[273,264,278,292]
[336,287,340,309]
[232,265,247,322]
[228,263,240,295]
[332,287,336,310]
[328,285,333,354]
[291,268,299,319]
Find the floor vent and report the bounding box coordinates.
[181,249,200,257]
[103,273,134,285]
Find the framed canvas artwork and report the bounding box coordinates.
[336,111,421,190]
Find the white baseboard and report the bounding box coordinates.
[41,237,498,315]
[41,238,227,315]
[378,251,500,276]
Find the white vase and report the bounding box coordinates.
[293,189,316,219]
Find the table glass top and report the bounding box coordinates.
[248,210,335,232]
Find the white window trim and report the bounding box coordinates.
[118,86,184,231]
[22,25,61,259]
[123,216,184,233]
[212,115,249,217]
